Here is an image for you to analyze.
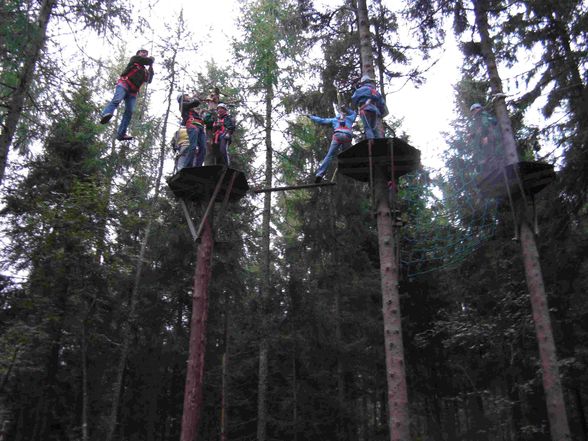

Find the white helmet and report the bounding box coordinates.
[217,102,228,110]
[360,74,375,84]
[470,103,483,112]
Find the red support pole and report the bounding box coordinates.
[180,217,214,441]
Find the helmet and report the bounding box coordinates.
[136,49,149,55]
[359,74,374,84]
[470,103,483,112]
[217,103,228,110]
[177,93,184,104]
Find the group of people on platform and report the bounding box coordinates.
[172,91,235,170]
[97,49,503,180]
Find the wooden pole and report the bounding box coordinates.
[374,168,410,441]
[180,217,214,441]
[356,1,411,439]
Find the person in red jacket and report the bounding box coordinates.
[100,49,154,141]
[177,93,206,169]
[211,103,235,166]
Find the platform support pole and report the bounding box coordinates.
[374,167,410,441]
[180,216,214,441]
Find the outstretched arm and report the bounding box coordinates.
[308,115,334,126]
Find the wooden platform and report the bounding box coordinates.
[167,165,249,202]
[477,161,555,198]
[337,137,421,182]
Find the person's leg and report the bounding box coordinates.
[316,138,342,178]
[194,127,207,166]
[219,135,230,166]
[117,92,137,139]
[360,110,377,139]
[359,110,373,139]
[373,114,384,138]
[100,84,126,123]
[180,128,198,169]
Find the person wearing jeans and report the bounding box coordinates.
[100,49,154,141]
[308,106,357,183]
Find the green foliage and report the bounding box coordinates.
[234,0,305,90]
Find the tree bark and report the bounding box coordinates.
[356,1,411,439]
[180,217,214,441]
[0,0,56,184]
[81,323,89,441]
[375,168,411,441]
[220,303,230,441]
[356,0,376,80]
[473,2,571,440]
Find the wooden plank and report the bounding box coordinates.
[252,181,336,193]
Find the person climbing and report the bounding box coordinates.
[469,102,503,173]
[307,105,357,183]
[211,103,235,166]
[351,74,388,140]
[100,49,155,141]
[177,93,206,169]
[171,126,190,173]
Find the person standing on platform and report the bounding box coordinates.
[351,74,387,140]
[307,106,357,183]
[171,126,190,173]
[177,93,206,169]
[469,102,503,173]
[211,103,235,166]
[100,49,154,141]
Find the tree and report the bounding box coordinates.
[1,79,110,440]
[234,1,306,439]
[0,0,131,184]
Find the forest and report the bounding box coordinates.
[0,0,587,441]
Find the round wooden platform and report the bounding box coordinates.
[166,165,249,202]
[476,161,556,198]
[337,137,421,182]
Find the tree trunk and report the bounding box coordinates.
[374,169,410,441]
[473,2,571,440]
[356,1,410,439]
[0,0,56,184]
[180,217,214,441]
[257,340,269,441]
[220,303,230,441]
[356,0,376,80]
[81,323,89,441]
[575,388,588,441]
[292,348,298,441]
[257,81,274,441]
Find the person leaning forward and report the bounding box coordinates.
[351,74,387,140]
[100,49,154,141]
[307,106,357,183]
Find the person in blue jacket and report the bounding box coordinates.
[307,105,357,183]
[351,74,388,140]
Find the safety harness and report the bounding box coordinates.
[119,63,149,93]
